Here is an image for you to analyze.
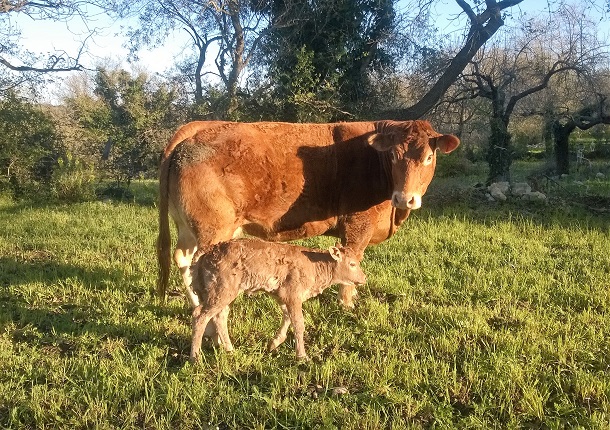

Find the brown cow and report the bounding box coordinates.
[189,239,366,362]
[157,120,459,309]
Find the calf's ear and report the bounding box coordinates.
[328,246,343,262]
[434,134,460,154]
[367,133,397,152]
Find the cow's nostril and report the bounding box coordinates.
[406,194,422,210]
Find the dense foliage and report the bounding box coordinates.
[0,92,59,197]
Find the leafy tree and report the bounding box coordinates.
[0,91,59,196]
[381,0,526,120]
[260,0,397,120]
[61,68,183,190]
[125,0,272,119]
[93,68,182,186]
[124,0,533,122]
[552,92,610,175]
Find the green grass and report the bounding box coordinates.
[1,170,609,429]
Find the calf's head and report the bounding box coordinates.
[328,246,367,286]
[369,120,460,210]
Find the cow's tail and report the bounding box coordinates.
[156,122,207,301]
[156,153,172,301]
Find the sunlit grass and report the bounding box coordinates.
[1,173,609,428]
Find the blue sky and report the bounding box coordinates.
[9,11,181,74]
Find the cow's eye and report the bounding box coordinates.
[349,261,357,268]
[424,153,434,165]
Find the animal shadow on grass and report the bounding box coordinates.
[0,256,191,367]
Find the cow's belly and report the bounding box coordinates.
[242,217,339,242]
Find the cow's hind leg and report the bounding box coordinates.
[174,224,199,307]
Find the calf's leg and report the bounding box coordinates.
[268,304,291,352]
[214,306,234,352]
[190,305,218,362]
[286,302,309,360]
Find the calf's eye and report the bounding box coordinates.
[390,150,398,164]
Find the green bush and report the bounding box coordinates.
[435,155,479,178]
[50,153,97,202]
[0,93,59,198]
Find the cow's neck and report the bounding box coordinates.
[335,144,394,209]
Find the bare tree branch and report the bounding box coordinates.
[380,0,525,120]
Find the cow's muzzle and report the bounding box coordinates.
[392,192,421,210]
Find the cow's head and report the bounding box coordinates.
[368,120,460,210]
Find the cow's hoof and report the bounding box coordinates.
[338,288,358,309]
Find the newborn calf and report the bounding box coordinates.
[189,239,366,362]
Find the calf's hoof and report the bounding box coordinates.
[267,336,287,352]
[296,353,311,362]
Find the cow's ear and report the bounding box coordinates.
[367,133,396,152]
[434,134,460,154]
[328,246,343,262]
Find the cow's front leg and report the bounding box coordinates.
[338,284,359,309]
[337,213,374,308]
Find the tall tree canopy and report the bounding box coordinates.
[123,0,529,120]
[260,0,397,120]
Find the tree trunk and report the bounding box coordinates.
[552,120,576,175]
[486,116,512,184]
[194,47,205,104]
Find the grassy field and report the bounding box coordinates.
[1,162,609,429]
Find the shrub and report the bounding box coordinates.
[50,153,97,202]
[435,155,479,178]
[0,92,59,198]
